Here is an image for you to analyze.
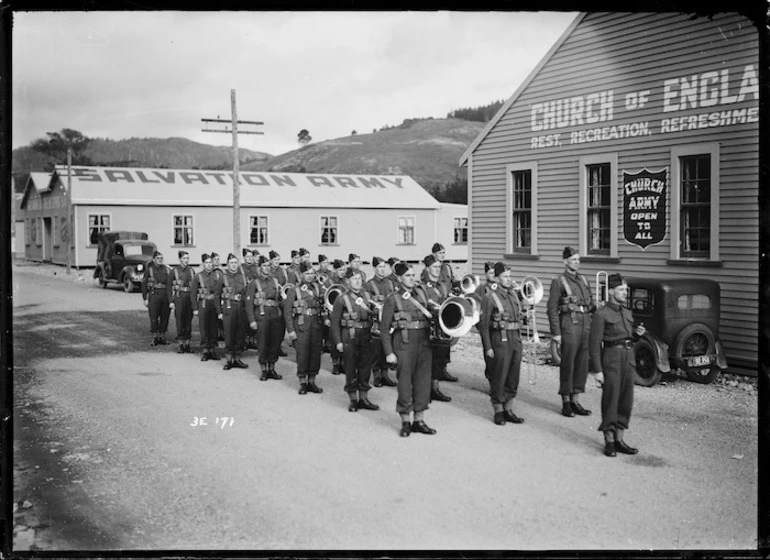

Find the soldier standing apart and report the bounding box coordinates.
[190,253,220,361]
[168,250,196,354]
[365,256,397,387]
[242,248,260,350]
[246,255,284,381]
[479,262,526,425]
[141,250,172,346]
[475,261,498,381]
[283,262,325,395]
[211,252,226,342]
[589,273,645,457]
[547,246,596,417]
[331,268,380,412]
[380,262,436,437]
[421,243,459,382]
[215,253,249,371]
[422,254,454,403]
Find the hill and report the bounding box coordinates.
[11,136,272,175]
[246,118,483,195]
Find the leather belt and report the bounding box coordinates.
[344,321,371,329]
[230,294,243,301]
[177,287,190,292]
[402,320,429,330]
[259,299,279,307]
[605,339,633,349]
[152,283,166,288]
[492,321,520,331]
[302,308,320,316]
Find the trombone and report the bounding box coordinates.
[595,271,608,309]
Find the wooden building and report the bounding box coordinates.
[19,166,468,269]
[460,12,758,374]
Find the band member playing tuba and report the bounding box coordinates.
[547,246,596,418]
[330,268,380,412]
[380,263,436,437]
[422,254,453,403]
[365,256,397,388]
[589,273,646,457]
[282,262,325,395]
[421,243,459,382]
[478,262,526,425]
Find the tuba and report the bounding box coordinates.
[515,276,544,307]
[323,283,346,312]
[437,273,483,339]
[317,272,328,285]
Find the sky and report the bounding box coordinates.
[12,11,577,157]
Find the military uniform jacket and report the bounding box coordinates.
[271,265,288,286]
[214,268,249,314]
[286,264,302,285]
[421,279,449,317]
[365,275,395,306]
[141,262,172,299]
[588,301,638,373]
[420,262,454,292]
[546,270,595,336]
[330,288,375,345]
[189,269,218,311]
[242,262,259,282]
[245,272,282,324]
[379,285,432,355]
[282,281,323,333]
[167,265,196,301]
[479,286,522,352]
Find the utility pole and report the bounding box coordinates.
[201,90,264,257]
[66,147,72,274]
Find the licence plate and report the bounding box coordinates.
[688,355,712,367]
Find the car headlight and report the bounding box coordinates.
[136,264,144,272]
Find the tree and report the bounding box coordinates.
[30,128,93,167]
[297,129,312,147]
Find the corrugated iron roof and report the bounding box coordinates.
[52,166,440,210]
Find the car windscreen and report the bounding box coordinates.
[124,244,155,257]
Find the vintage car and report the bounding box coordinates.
[93,231,157,293]
[625,277,728,386]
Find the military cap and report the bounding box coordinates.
[226,253,238,262]
[201,253,211,262]
[332,259,345,270]
[563,246,579,259]
[299,262,314,273]
[423,254,436,267]
[608,273,625,289]
[257,255,269,266]
[152,250,162,258]
[299,247,310,256]
[346,268,364,279]
[387,257,400,266]
[432,242,444,253]
[178,250,188,258]
[484,261,495,273]
[269,250,279,259]
[394,262,409,277]
[318,254,328,263]
[494,262,508,277]
[348,253,360,262]
[372,256,384,267]
[210,252,219,259]
[291,250,299,258]
[242,248,253,257]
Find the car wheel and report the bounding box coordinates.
[123,275,134,293]
[634,338,662,387]
[98,269,108,289]
[673,323,719,384]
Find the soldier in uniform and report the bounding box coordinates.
[422,254,453,403]
[317,254,333,282]
[325,259,347,375]
[246,255,284,381]
[331,259,348,286]
[475,261,498,381]
[348,253,368,282]
[190,253,220,361]
[421,243,459,382]
[588,273,646,457]
[386,257,401,285]
[269,250,289,357]
[330,268,379,412]
[365,256,397,387]
[141,250,172,346]
[478,262,526,425]
[242,248,260,350]
[547,246,596,417]
[168,250,196,354]
[283,262,325,395]
[380,262,436,437]
[286,249,303,285]
[215,253,249,371]
[211,252,226,342]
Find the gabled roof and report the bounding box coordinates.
[52,166,440,210]
[459,13,585,166]
[19,172,58,209]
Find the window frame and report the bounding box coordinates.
[670,143,720,262]
[172,213,195,248]
[579,154,618,258]
[87,213,111,248]
[505,162,538,256]
[320,215,339,246]
[248,214,270,247]
[397,215,416,246]
[453,216,468,245]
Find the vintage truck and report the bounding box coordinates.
[93,231,158,293]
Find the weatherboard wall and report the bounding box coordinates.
[465,12,758,374]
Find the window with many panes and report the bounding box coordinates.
[397,216,415,245]
[453,217,468,244]
[88,214,110,246]
[173,214,194,247]
[320,216,338,245]
[587,163,611,255]
[512,170,531,253]
[249,215,269,245]
[679,155,710,258]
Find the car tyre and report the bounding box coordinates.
[98,269,108,289]
[634,338,662,387]
[123,275,135,293]
[674,323,719,384]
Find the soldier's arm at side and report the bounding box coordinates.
[588,309,605,374]
[189,274,200,313]
[478,295,494,354]
[546,277,562,340]
[282,289,297,338]
[244,281,257,326]
[380,295,396,357]
[330,297,345,348]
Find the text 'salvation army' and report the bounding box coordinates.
[142,243,644,455]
